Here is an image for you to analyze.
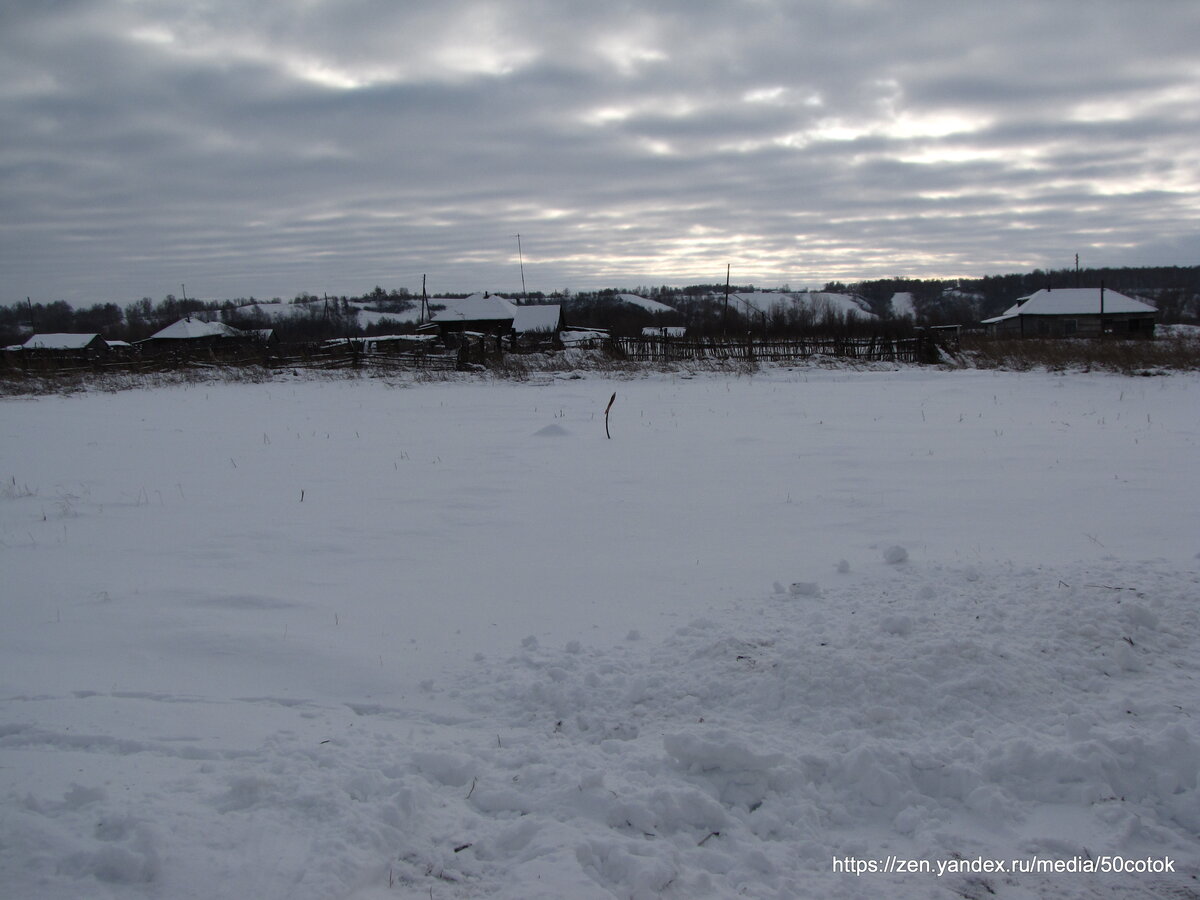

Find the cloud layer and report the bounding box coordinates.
[2,0,1198,303]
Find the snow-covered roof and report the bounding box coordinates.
[363,333,437,344]
[642,326,687,337]
[148,318,244,340]
[431,294,517,323]
[512,305,562,334]
[983,288,1156,324]
[22,333,103,350]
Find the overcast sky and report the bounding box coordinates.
[2,1,1198,305]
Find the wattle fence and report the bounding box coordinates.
[3,332,946,381]
[612,334,934,364]
[1,340,459,378]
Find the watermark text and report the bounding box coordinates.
[833,855,1175,877]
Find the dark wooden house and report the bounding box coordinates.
[982,288,1157,338]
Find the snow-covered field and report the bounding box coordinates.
[2,366,1198,899]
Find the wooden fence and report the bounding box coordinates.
[3,332,946,382]
[1,340,459,378]
[612,334,932,364]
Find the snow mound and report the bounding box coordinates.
[787,581,821,597]
[424,558,1200,898]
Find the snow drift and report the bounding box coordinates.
[1,367,1197,899]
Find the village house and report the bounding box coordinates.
[140,317,276,352]
[430,294,564,347]
[982,287,1157,338]
[430,294,516,343]
[143,317,246,347]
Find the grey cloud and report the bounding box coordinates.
[1,0,1197,303]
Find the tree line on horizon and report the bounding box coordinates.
[3,265,1197,347]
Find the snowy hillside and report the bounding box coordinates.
[350,302,422,327]
[614,294,678,314]
[241,299,302,321]
[2,368,1198,899]
[732,292,877,320]
[212,298,423,328]
[890,291,916,318]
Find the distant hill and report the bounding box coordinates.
[845,266,1200,324]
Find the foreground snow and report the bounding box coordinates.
[1,367,1197,899]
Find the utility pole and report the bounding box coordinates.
[420,274,428,326]
[1075,254,1080,287]
[722,264,731,335]
[516,234,528,303]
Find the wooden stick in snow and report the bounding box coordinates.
[604,392,616,439]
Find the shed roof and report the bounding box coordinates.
[22,333,104,350]
[512,304,562,334]
[362,334,437,347]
